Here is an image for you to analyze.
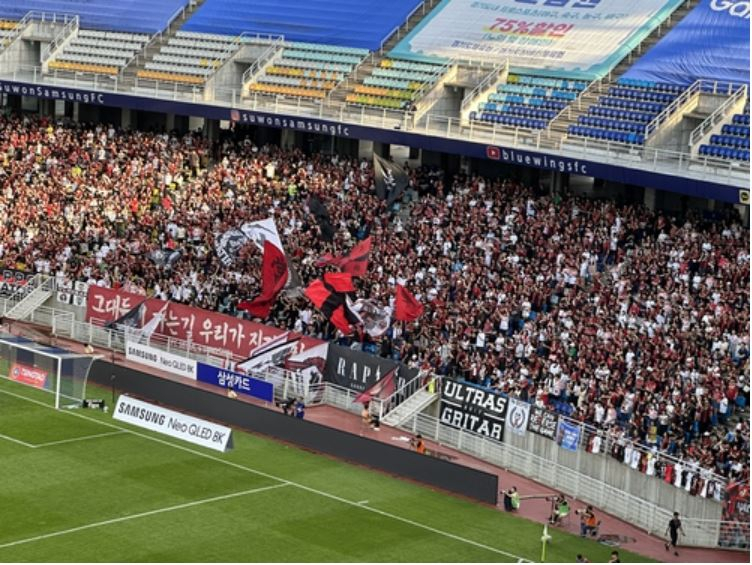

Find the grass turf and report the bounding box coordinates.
[0,376,653,563]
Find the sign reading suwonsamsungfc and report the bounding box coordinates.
[113,395,233,452]
[0,78,744,205]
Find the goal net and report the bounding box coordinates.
[0,334,96,409]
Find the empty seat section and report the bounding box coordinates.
[247,42,367,99]
[696,103,750,161]
[568,81,684,145]
[182,0,422,50]
[47,29,149,75]
[346,57,447,111]
[470,73,586,130]
[0,1,188,34]
[137,32,241,84]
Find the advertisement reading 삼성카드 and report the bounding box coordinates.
[113,394,233,452]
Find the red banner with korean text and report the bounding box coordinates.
[86,286,322,359]
[86,286,146,325]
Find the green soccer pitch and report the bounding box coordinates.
[0,376,652,563]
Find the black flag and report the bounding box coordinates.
[105,300,146,330]
[308,196,336,242]
[149,248,182,270]
[374,154,409,205]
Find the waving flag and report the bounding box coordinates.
[308,196,336,242]
[238,241,289,319]
[374,154,409,205]
[305,275,359,335]
[316,237,372,277]
[354,366,397,405]
[395,284,424,322]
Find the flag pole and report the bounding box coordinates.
[540,523,551,562]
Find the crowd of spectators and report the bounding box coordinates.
[0,113,748,484]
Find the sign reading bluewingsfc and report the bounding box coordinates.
[440,379,507,440]
[113,395,233,452]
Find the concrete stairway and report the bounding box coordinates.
[543,0,701,146]
[382,387,438,427]
[326,0,442,108]
[3,275,54,321]
[119,0,208,93]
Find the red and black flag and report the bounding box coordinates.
[354,366,397,405]
[316,237,372,277]
[238,241,289,319]
[304,272,360,335]
[394,284,424,322]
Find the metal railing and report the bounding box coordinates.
[644,79,704,138]
[240,35,284,88]
[460,59,508,113]
[689,84,749,148]
[40,14,79,64]
[398,411,735,549]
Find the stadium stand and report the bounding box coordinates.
[698,104,751,162]
[247,42,368,100]
[566,78,684,145]
[47,29,149,76]
[0,0,189,34]
[181,0,423,51]
[136,31,241,85]
[469,74,588,130]
[345,57,449,111]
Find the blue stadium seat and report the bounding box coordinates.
[0,1,188,33]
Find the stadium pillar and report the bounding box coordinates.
[203,119,220,142]
[643,188,656,211]
[121,108,132,130]
[280,128,295,149]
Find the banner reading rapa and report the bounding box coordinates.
[196,362,274,403]
[10,362,48,389]
[124,340,197,380]
[323,344,419,393]
[439,379,507,440]
[113,395,233,452]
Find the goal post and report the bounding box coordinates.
[0,334,96,409]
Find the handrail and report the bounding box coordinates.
[460,59,508,112]
[40,15,79,64]
[689,84,749,147]
[644,79,703,138]
[240,35,285,87]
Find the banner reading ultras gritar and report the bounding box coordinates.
[439,379,507,440]
[113,395,233,452]
[86,286,324,359]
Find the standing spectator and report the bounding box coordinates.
[664,511,685,556]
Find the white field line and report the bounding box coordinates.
[0,430,124,449]
[0,483,290,550]
[0,387,531,562]
[33,430,126,448]
[0,432,36,448]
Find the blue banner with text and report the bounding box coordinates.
[196,362,274,403]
